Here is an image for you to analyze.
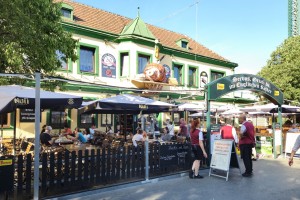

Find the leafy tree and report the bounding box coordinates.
[0,0,77,87]
[258,36,300,104]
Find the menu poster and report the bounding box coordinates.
[20,109,40,123]
[159,143,191,170]
[210,139,233,171]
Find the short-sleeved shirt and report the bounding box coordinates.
[89,128,95,139]
[292,135,300,152]
[77,132,87,143]
[288,128,300,133]
[40,132,52,146]
[132,134,144,147]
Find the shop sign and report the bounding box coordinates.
[14,98,30,105]
[0,159,12,166]
[139,104,148,110]
[20,109,40,123]
[101,53,116,78]
[208,74,283,105]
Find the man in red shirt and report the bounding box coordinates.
[238,114,255,177]
[220,119,238,144]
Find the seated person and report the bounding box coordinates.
[40,126,56,146]
[83,129,91,141]
[161,127,172,142]
[41,124,47,134]
[288,124,300,132]
[106,126,114,136]
[132,129,146,147]
[73,127,87,144]
[89,124,96,140]
[62,125,74,138]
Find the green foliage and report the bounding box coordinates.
[258,36,300,104]
[0,0,78,87]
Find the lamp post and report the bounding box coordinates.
[33,72,41,200]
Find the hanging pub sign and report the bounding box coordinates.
[200,71,208,88]
[20,109,40,123]
[207,74,284,105]
[101,53,116,78]
[163,64,171,82]
[139,104,148,110]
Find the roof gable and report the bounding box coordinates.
[121,16,155,40]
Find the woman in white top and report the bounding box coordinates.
[132,129,146,147]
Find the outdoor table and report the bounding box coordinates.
[55,137,73,145]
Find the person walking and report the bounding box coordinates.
[238,114,255,177]
[179,118,188,137]
[189,118,207,179]
[288,134,300,166]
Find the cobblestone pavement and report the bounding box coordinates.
[48,156,300,200]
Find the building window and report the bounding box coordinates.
[138,54,150,74]
[0,113,10,128]
[176,38,189,49]
[188,67,197,87]
[56,50,68,70]
[120,52,129,76]
[50,111,68,129]
[60,3,73,20]
[79,114,95,129]
[173,64,183,85]
[61,8,71,18]
[181,41,188,48]
[80,46,95,73]
[211,71,224,81]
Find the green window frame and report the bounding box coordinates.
[137,51,152,74]
[77,113,98,129]
[172,62,185,85]
[49,110,71,129]
[176,38,189,49]
[210,70,225,82]
[60,3,74,20]
[188,66,198,87]
[56,50,72,72]
[77,43,99,76]
[119,51,130,77]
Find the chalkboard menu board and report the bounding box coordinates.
[20,109,39,122]
[159,143,191,169]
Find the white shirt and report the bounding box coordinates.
[229,126,239,143]
[89,128,95,139]
[167,123,174,136]
[292,135,300,152]
[197,128,204,141]
[132,134,144,147]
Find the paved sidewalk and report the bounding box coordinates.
[48,157,300,200]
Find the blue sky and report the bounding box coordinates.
[75,0,288,74]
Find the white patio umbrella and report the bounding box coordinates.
[240,103,300,113]
[221,108,244,117]
[177,103,205,111]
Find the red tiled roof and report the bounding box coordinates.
[57,0,231,63]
